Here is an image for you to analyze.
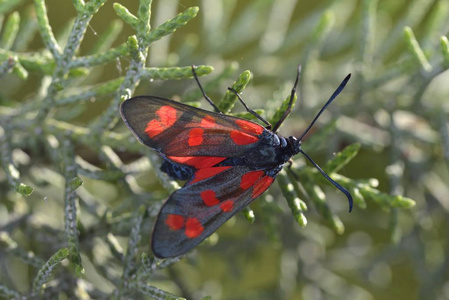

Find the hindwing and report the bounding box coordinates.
[151,165,279,258]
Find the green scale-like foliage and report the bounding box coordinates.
[1,0,447,299]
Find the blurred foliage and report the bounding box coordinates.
[0,0,448,299]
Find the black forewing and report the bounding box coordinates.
[120,96,267,157]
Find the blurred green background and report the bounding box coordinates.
[1,0,448,299]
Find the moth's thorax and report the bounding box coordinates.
[240,131,299,168]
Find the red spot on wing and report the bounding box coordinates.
[185,218,204,238]
[168,156,226,169]
[201,190,220,206]
[230,130,259,145]
[200,115,216,128]
[220,200,234,212]
[165,214,184,230]
[146,120,164,137]
[252,176,274,198]
[230,119,264,145]
[188,128,204,146]
[240,171,265,190]
[145,105,178,138]
[191,166,232,184]
[158,106,177,126]
[235,119,264,135]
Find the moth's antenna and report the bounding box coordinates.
[298,74,351,141]
[299,149,353,212]
[297,74,353,212]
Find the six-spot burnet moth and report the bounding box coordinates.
[120,65,352,258]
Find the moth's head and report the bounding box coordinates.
[288,136,301,155]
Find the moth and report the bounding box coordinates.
[120,66,352,258]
